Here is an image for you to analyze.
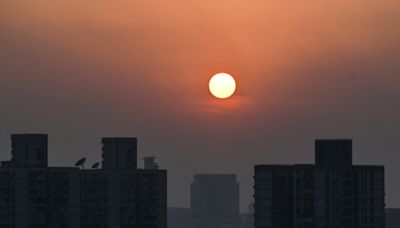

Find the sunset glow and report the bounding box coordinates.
[209,73,236,99]
[1,0,400,212]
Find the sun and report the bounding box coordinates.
[209,73,237,99]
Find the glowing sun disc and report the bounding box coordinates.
[209,73,237,99]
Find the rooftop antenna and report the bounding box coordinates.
[75,157,86,169]
[92,162,100,169]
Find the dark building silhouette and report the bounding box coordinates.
[0,134,166,228]
[136,168,167,227]
[385,208,400,228]
[10,134,48,168]
[101,137,137,170]
[191,174,240,228]
[315,139,353,167]
[254,139,385,228]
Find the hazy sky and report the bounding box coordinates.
[1,0,400,211]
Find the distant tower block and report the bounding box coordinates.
[191,174,240,228]
[101,137,137,170]
[143,156,159,170]
[11,134,48,167]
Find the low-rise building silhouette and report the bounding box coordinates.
[0,134,167,228]
[254,139,385,228]
[191,174,240,228]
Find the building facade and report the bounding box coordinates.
[191,174,240,228]
[0,134,167,228]
[254,139,385,228]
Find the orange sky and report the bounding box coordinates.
[1,0,400,210]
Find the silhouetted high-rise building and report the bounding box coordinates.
[254,139,385,228]
[0,134,166,228]
[0,134,80,227]
[10,134,48,167]
[101,137,137,170]
[191,174,240,228]
[315,139,353,167]
[136,169,167,227]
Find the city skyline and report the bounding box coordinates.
[0,133,167,227]
[1,0,400,213]
[1,134,388,227]
[0,133,389,213]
